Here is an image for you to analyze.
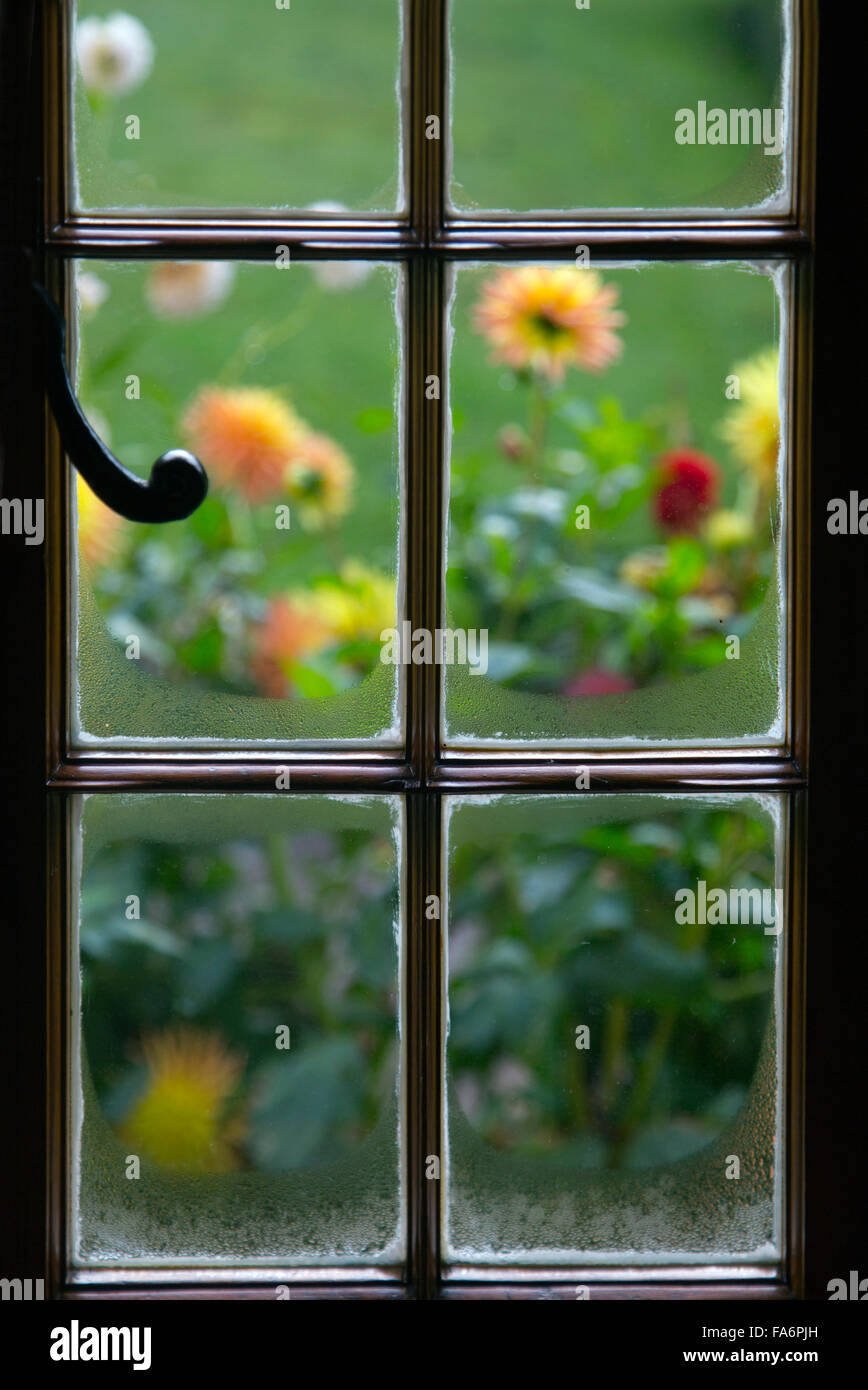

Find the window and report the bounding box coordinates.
[5,0,865,1313]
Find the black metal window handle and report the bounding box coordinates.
[33,282,209,523]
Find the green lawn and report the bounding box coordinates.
[75,0,785,213]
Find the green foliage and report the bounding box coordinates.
[448,807,777,1169]
[82,827,399,1173]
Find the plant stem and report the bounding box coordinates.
[499,373,552,641]
[612,1004,678,1165]
[529,377,550,471]
[600,995,630,1116]
[570,1039,593,1131]
[217,284,318,384]
[322,520,345,571]
[266,834,293,906]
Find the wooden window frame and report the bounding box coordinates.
[5,0,865,1303]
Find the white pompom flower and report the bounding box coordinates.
[76,13,155,98]
[306,202,375,292]
[145,262,236,320]
[76,270,110,315]
[311,260,375,292]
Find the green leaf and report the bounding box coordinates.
[654,536,707,599]
[289,661,339,698]
[248,1037,366,1170]
[176,939,242,1013]
[683,634,728,668]
[177,620,225,676]
[80,916,185,961]
[253,908,323,946]
[189,496,232,546]
[558,567,644,614]
[484,642,533,682]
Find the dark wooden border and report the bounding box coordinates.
[801,0,868,1301]
[4,0,858,1306]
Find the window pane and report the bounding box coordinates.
[71,1,403,212]
[450,0,791,214]
[73,260,403,747]
[73,794,403,1267]
[444,261,787,747]
[445,793,784,1267]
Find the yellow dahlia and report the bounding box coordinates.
[473,266,625,382]
[705,508,754,550]
[310,562,396,643]
[619,548,668,591]
[77,476,126,572]
[252,594,333,698]
[717,349,781,491]
[283,431,354,529]
[182,386,308,503]
[119,1027,243,1173]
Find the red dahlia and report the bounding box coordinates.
[564,668,635,697]
[652,449,720,534]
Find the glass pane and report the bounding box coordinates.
[445,793,784,1266]
[450,0,792,214]
[71,1,403,212]
[73,794,403,1267]
[444,260,787,747]
[73,259,403,746]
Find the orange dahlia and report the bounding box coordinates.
[284,431,354,529]
[473,266,625,382]
[252,594,333,697]
[182,386,308,503]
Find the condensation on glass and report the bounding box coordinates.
[71,793,404,1267]
[71,260,404,747]
[443,793,785,1267]
[443,260,789,748]
[450,0,794,215]
[70,0,405,213]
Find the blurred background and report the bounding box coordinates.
[445,261,784,742]
[71,4,786,745]
[80,796,401,1177]
[73,0,786,213]
[448,796,778,1173]
[445,795,780,1260]
[74,260,402,741]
